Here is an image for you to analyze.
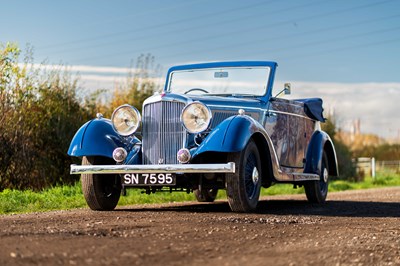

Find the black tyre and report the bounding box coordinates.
[305,152,329,203]
[226,140,262,212]
[194,188,218,202]
[81,156,121,211]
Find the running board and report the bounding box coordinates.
[292,173,320,181]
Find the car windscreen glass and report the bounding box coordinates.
[168,67,270,96]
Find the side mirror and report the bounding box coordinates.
[284,83,291,95]
[273,83,292,98]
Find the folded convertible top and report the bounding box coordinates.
[295,98,326,122]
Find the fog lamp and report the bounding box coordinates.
[113,147,127,163]
[177,148,191,164]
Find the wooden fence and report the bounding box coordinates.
[376,160,400,172]
[354,158,400,178]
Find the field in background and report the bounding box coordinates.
[0,172,399,215]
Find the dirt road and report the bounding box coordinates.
[1,187,399,266]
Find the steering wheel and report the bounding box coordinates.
[184,88,209,94]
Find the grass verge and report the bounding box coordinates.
[1,172,399,215]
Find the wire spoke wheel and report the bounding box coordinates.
[305,152,329,203]
[226,140,262,212]
[244,153,259,200]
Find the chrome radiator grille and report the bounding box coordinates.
[142,101,186,165]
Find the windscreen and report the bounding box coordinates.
[168,67,270,96]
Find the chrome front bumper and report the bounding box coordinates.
[70,163,235,175]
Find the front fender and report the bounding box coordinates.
[192,115,267,157]
[67,118,126,159]
[305,131,339,176]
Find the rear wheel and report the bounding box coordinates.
[194,188,218,202]
[226,140,262,212]
[81,156,121,211]
[305,152,329,203]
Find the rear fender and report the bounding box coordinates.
[68,118,128,159]
[305,131,339,176]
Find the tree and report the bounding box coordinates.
[0,43,93,190]
[98,54,162,117]
[321,116,356,180]
[0,44,161,191]
[354,143,400,161]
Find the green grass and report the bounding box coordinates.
[330,171,400,191]
[1,172,399,215]
[0,184,86,214]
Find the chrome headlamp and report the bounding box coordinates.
[181,102,212,134]
[111,104,141,136]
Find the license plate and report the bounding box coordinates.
[122,173,176,186]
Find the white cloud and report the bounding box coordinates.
[78,74,126,82]
[77,74,164,95]
[24,64,135,75]
[20,63,135,74]
[276,81,400,139]
[67,65,134,74]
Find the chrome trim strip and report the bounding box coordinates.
[70,163,235,175]
[270,110,314,121]
[208,105,314,121]
[207,104,265,112]
[143,93,193,106]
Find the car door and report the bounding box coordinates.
[264,98,306,169]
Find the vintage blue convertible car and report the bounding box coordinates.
[68,61,338,212]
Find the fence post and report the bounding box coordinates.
[371,157,375,179]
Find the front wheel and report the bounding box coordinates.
[81,156,121,211]
[225,140,262,212]
[304,152,329,203]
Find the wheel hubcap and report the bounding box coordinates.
[323,168,328,183]
[252,167,259,185]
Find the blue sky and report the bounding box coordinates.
[1,0,400,139]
